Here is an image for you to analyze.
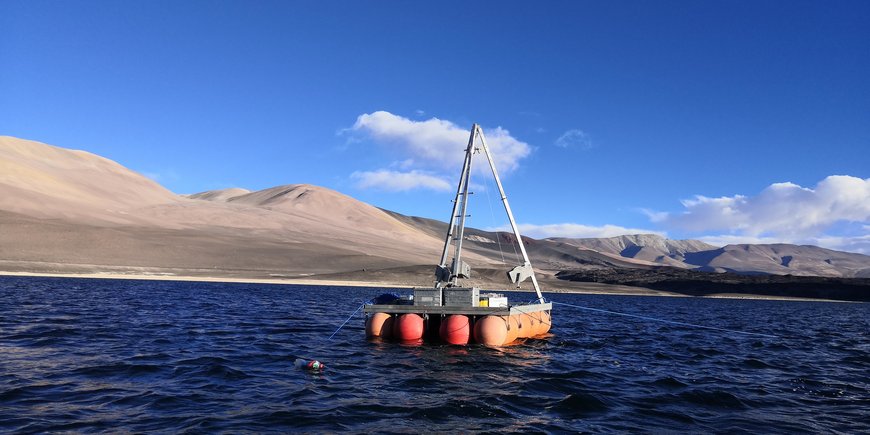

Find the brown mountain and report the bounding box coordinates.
[550,234,717,267]
[1,135,869,290]
[0,136,457,279]
[0,136,178,224]
[550,233,870,278]
[685,244,870,278]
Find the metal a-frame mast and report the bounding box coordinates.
[435,123,544,303]
[435,128,475,287]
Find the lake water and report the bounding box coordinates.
[1,276,867,433]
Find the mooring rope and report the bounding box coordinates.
[550,300,778,339]
[327,301,368,340]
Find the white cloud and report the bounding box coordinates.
[652,175,870,253]
[390,159,416,170]
[489,223,665,239]
[350,111,531,175]
[351,170,452,192]
[811,235,870,254]
[663,194,751,231]
[658,175,870,237]
[555,129,593,150]
[640,208,669,222]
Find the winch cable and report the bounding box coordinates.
[482,171,508,266]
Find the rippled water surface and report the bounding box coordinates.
[1,276,868,433]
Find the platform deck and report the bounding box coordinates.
[363,302,552,316]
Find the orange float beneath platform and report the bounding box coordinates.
[364,304,552,346]
[393,313,424,342]
[365,312,393,339]
[474,315,508,346]
[439,314,471,345]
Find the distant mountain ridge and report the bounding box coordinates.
[548,234,870,277]
[550,234,718,267]
[1,135,869,281]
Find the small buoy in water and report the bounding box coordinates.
[394,313,424,342]
[474,315,508,346]
[439,314,470,345]
[294,358,325,372]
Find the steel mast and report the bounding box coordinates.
[435,123,544,303]
[435,128,475,288]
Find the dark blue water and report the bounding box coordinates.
[1,276,867,433]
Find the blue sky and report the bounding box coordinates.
[2,1,869,252]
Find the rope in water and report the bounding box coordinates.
[327,301,368,340]
[550,300,778,339]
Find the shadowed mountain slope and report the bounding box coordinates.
[551,234,716,266]
[690,244,870,278]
